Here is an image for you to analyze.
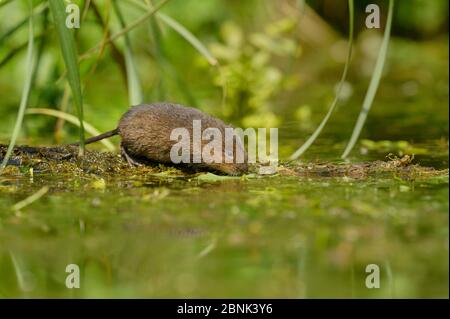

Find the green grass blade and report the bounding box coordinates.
[31,9,49,90]
[49,0,85,156]
[156,13,218,66]
[290,0,354,160]
[145,1,198,105]
[9,251,30,294]
[81,0,170,59]
[112,0,143,106]
[126,0,217,66]
[25,108,116,151]
[0,1,35,173]
[11,186,49,211]
[0,0,14,9]
[0,39,31,69]
[145,0,166,100]
[341,0,394,159]
[0,2,47,47]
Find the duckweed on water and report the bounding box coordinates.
[1,145,447,181]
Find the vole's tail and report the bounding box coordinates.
[0,129,120,162]
[70,128,119,146]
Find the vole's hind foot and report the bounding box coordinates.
[121,145,143,167]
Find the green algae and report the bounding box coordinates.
[2,144,447,181]
[0,144,447,298]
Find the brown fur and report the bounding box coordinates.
[86,103,248,175]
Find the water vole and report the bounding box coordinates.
[80,103,248,175]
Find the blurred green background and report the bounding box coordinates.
[0,0,448,157]
[0,0,448,298]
